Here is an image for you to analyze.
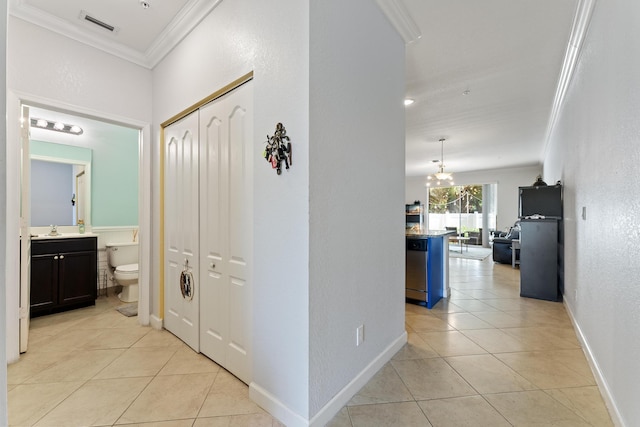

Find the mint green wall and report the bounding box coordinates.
[31,140,92,163]
[88,126,138,226]
[31,132,139,226]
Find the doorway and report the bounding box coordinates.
[12,98,151,357]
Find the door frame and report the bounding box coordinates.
[6,90,152,360]
[159,71,253,318]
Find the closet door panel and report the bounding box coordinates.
[199,111,229,364]
[164,112,200,351]
[225,101,252,380]
[199,81,253,384]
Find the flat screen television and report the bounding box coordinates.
[519,185,562,218]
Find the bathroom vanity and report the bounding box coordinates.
[30,235,97,317]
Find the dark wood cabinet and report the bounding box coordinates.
[30,237,97,317]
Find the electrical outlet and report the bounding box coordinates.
[356,324,364,346]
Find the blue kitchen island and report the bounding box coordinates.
[405,230,455,308]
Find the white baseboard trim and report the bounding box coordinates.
[249,384,309,427]
[149,314,163,330]
[564,301,624,426]
[249,331,408,427]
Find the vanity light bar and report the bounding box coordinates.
[30,118,84,135]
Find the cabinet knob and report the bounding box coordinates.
[59,255,64,260]
[210,263,216,269]
[54,256,59,260]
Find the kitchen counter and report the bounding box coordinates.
[405,231,454,309]
[406,229,457,238]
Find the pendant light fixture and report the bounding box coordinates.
[427,138,454,186]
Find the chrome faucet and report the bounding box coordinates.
[49,225,59,236]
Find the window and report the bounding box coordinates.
[427,184,497,234]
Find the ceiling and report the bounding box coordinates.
[10,0,580,178]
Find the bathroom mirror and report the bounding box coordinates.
[30,142,92,227]
[26,105,139,228]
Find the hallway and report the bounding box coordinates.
[7,257,612,426]
[329,257,613,426]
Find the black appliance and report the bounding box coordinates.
[519,184,562,218]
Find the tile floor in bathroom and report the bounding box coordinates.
[8,257,613,426]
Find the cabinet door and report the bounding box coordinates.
[520,220,559,301]
[30,254,58,313]
[58,250,97,307]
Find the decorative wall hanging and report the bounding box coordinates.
[180,259,194,301]
[263,122,292,175]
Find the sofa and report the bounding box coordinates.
[492,222,520,264]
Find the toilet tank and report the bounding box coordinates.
[106,242,139,267]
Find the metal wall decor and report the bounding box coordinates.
[264,122,292,175]
[180,259,194,301]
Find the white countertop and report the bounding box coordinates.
[31,232,97,240]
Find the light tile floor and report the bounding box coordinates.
[8,256,613,426]
[328,257,614,427]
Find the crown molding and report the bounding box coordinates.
[375,0,421,44]
[145,0,223,68]
[543,0,597,157]
[8,0,221,69]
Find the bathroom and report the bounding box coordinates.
[27,106,141,309]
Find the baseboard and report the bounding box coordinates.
[250,331,408,427]
[564,300,624,426]
[149,314,163,330]
[249,384,309,427]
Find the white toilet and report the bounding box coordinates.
[106,241,139,303]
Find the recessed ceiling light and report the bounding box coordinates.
[139,0,151,9]
[404,98,415,106]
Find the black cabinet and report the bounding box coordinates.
[31,237,97,317]
[518,184,564,301]
[520,219,561,301]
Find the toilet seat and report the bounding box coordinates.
[114,263,139,283]
[115,263,138,276]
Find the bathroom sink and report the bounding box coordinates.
[32,232,95,240]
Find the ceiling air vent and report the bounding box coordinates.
[79,10,119,33]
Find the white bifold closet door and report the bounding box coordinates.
[164,112,201,351]
[164,80,253,384]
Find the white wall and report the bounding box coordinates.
[308,0,406,417]
[1,0,9,422]
[7,18,152,121]
[406,165,542,231]
[6,15,152,358]
[152,0,311,422]
[153,1,406,424]
[543,0,640,425]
